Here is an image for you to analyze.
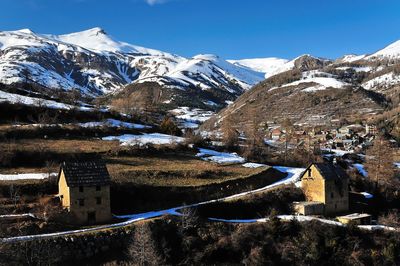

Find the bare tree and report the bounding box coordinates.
[221,116,239,150]
[282,118,294,164]
[378,210,400,227]
[179,207,198,234]
[127,223,163,266]
[365,135,395,187]
[9,184,20,209]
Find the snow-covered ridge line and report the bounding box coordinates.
[0,28,265,100]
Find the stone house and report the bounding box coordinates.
[58,161,112,224]
[300,163,349,215]
[271,128,283,140]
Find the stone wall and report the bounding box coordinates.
[3,225,134,264]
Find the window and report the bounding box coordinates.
[78,199,85,207]
[79,186,84,192]
[96,186,101,191]
[331,192,334,199]
[96,197,102,205]
[307,169,312,177]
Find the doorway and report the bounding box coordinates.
[87,211,96,223]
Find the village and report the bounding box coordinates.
[0,111,399,265]
[1,1,400,262]
[268,122,382,153]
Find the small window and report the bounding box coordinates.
[331,192,334,199]
[78,199,85,207]
[79,186,84,192]
[96,197,102,205]
[96,186,101,191]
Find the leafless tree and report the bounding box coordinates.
[179,207,198,234]
[378,210,400,227]
[127,223,163,266]
[365,135,395,187]
[9,184,20,209]
[282,118,294,164]
[221,116,239,150]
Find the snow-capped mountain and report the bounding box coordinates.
[0,27,264,106]
[367,39,400,59]
[228,58,289,78]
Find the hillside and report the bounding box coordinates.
[0,28,265,112]
[202,58,395,131]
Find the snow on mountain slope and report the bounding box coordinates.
[336,54,366,63]
[269,70,349,93]
[165,54,264,91]
[48,27,172,57]
[367,39,400,59]
[362,72,400,91]
[0,28,265,106]
[228,57,289,78]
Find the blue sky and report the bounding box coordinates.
[2,0,400,59]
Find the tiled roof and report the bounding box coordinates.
[313,163,349,180]
[59,161,111,187]
[302,163,349,180]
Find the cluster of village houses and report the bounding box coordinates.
[269,123,383,152]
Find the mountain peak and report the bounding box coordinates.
[368,39,400,59]
[15,28,35,34]
[82,27,107,36]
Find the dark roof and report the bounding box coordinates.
[303,163,349,180]
[59,161,111,187]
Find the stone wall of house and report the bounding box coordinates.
[69,185,112,224]
[301,165,349,215]
[324,178,349,215]
[301,165,326,203]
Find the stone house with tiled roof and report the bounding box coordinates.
[300,163,349,215]
[58,161,112,224]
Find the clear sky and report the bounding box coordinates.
[2,0,400,60]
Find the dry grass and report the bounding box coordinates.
[0,139,120,154]
[106,155,263,187]
[0,138,263,187]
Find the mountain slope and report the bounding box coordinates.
[0,28,265,111]
[202,63,388,132]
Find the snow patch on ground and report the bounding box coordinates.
[170,106,214,128]
[196,148,245,164]
[321,148,354,157]
[353,163,368,177]
[284,76,349,92]
[242,163,267,168]
[102,133,185,146]
[360,192,374,199]
[362,72,400,90]
[0,173,56,181]
[79,119,151,129]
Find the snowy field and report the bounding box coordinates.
[78,119,151,129]
[196,148,245,164]
[0,173,56,181]
[0,90,99,112]
[102,133,185,146]
[170,107,214,128]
